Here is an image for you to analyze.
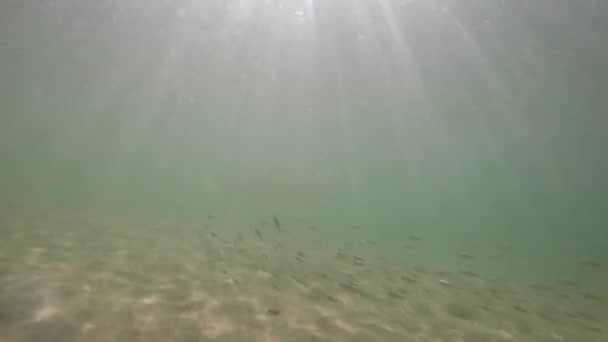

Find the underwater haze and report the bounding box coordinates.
[1,0,607,341]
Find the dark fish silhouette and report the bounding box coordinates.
[273,216,285,232]
[458,252,475,260]
[581,259,600,268]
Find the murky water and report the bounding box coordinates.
[1,0,607,341]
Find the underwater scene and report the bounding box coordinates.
[1,0,607,341]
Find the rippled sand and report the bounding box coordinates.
[0,206,606,341]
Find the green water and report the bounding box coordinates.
[1,1,607,340]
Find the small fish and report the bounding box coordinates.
[512,305,529,313]
[295,255,304,263]
[460,270,479,278]
[401,275,418,283]
[336,250,348,259]
[568,310,598,321]
[439,279,452,287]
[208,215,215,220]
[581,292,603,302]
[338,282,372,299]
[297,251,305,258]
[338,282,359,292]
[498,242,512,250]
[558,277,580,288]
[576,321,603,333]
[387,291,406,299]
[353,255,365,262]
[255,229,263,239]
[289,275,310,288]
[351,224,361,229]
[529,283,551,291]
[273,216,285,231]
[581,259,600,268]
[308,225,318,231]
[457,252,475,260]
[408,235,422,241]
[326,295,340,302]
[267,308,281,316]
[261,268,278,278]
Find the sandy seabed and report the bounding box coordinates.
[0,206,606,342]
